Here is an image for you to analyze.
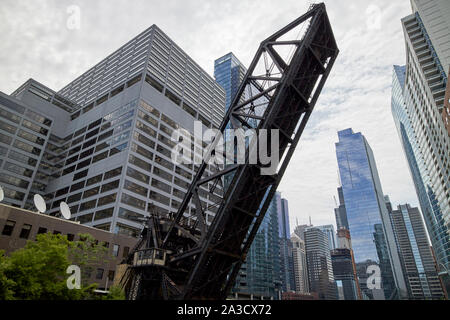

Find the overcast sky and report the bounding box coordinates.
[0,0,417,233]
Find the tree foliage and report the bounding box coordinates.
[0,233,124,300]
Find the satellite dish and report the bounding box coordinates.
[60,201,71,220]
[0,186,4,202]
[33,194,46,213]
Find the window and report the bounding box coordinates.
[67,233,75,241]
[129,154,151,172]
[121,193,146,210]
[97,194,117,207]
[55,187,70,198]
[113,244,120,257]
[70,181,85,192]
[138,110,158,127]
[133,132,155,149]
[18,130,45,145]
[86,174,103,186]
[53,230,61,235]
[115,224,140,238]
[127,74,142,87]
[155,155,174,171]
[122,246,130,259]
[109,142,128,156]
[94,208,114,221]
[101,180,120,193]
[161,114,178,129]
[0,119,17,134]
[118,207,144,222]
[73,169,88,181]
[153,167,172,183]
[104,167,122,180]
[80,200,96,211]
[67,192,82,203]
[77,213,93,224]
[92,150,108,163]
[88,118,102,130]
[151,178,171,194]
[150,190,170,206]
[13,140,41,156]
[145,74,164,92]
[80,148,95,159]
[126,167,150,184]
[136,120,157,138]
[2,220,16,236]
[108,270,115,281]
[83,186,100,199]
[165,89,181,106]
[140,100,160,117]
[19,224,32,239]
[96,268,104,280]
[37,227,48,235]
[124,180,148,197]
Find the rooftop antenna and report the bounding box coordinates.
[309,216,312,226]
[333,195,338,207]
[296,217,299,227]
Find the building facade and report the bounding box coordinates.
[334,187,349,230]
[232,193,281,299]
[388,203,444,299]
[278,196,295,292]
[291,233,309,294]
[394,0,450,293]
[0,203,138,290]
[304,227,337,300]
[0,25,226,240]
[335,128,407,299]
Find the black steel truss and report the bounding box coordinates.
[122,2,339,300]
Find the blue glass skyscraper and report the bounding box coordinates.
[335,129,407,299]
[214,53,247,116]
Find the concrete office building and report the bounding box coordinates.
[304,227,337,300]
[307,224,336,251]
[0,203,138,290]
[396,0,450,292]
[335,129,407,299]
[291,233,309,294]
[388,203,444,299]
[0,25,226,238]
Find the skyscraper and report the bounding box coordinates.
[278,196,295,292]
[307,224,337,251]
[304,227,337,300]
[334,187,349,230]
[335,128,407,299]
[232,193,281,299]
[0,25,226,237]
[214,53,247,114]
[291,233,309,294]
[388,202,444,299]
[393,0,450,293]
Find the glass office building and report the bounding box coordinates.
[387,202,444,299]
[335,129,407,299]
[399,1,450,293]
[232,192,281,299]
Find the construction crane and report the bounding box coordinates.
[116,2,339,300]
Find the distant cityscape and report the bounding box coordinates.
[0,0,449,300]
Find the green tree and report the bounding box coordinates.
[0,233,116,300]
[102,285,125,300]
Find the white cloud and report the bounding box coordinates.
[0,0,418,233]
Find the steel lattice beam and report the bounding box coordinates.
[122,2,338,300]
